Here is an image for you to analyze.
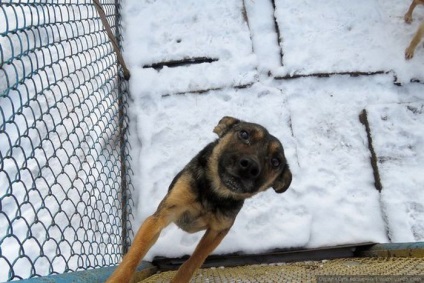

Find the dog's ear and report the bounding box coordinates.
[213,116,240,137]
[272,165,292,193]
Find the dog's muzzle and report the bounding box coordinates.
[237,156,261,180]
[219,155,261,194]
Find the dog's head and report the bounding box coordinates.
[211,116,292,199]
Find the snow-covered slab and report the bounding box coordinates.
[277,76,389,248]
[122,0,257,95]
[243,0,282,74]
[273,0,424,82]
[365,102,424,242]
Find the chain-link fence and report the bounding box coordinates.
[0,0,134,281]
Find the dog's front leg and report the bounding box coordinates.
[170,228,230,283]
[106,214,170,283]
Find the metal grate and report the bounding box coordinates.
[0,0,133,281]
[140,257,424,283]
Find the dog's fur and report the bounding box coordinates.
[107,116,292,283]
[405,0,424,59]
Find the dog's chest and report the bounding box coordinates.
[175,210,208,233]
[174,208,235,234]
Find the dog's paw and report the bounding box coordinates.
[405,46,415,59]
[404,13,413,24]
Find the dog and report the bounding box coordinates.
[404,0,424,59]
[107,116,292,283]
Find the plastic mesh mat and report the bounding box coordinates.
[140,257,424,282]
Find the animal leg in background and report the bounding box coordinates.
[406,21,424,59]
[404,0,423,23]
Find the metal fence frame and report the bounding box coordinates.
[0,0,133,281]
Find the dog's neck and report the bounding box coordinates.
[189,142,245,215]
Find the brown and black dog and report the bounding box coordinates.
[107,116,292,283]
[404,0,424,59]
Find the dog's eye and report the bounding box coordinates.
[271,157,281,168]
[239,130,249,140]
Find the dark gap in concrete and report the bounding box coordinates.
[409,78,422,84]
[270,0,284,66]
[161,83,255,97]
[241,0,259,76]
[274,70,422,86]
[275,71,388,80]
[143,57,219,70]
[241,0,249,27]
[359,109,383,192]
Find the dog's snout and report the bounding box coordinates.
[238,157,261,179]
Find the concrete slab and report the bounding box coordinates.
[124,0,257,95]
[363,102,424,242]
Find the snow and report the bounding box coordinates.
[366,102,424,242]
[273,0,424,82]
[1,0,424,280]
[123,0,257,95]
[123,0,424,261]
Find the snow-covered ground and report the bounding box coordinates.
[367,101,424,242]
[274,0,424,81]
[1,0,424,280]
[123,0,424,261]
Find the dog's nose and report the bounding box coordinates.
[238,157,261,179]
